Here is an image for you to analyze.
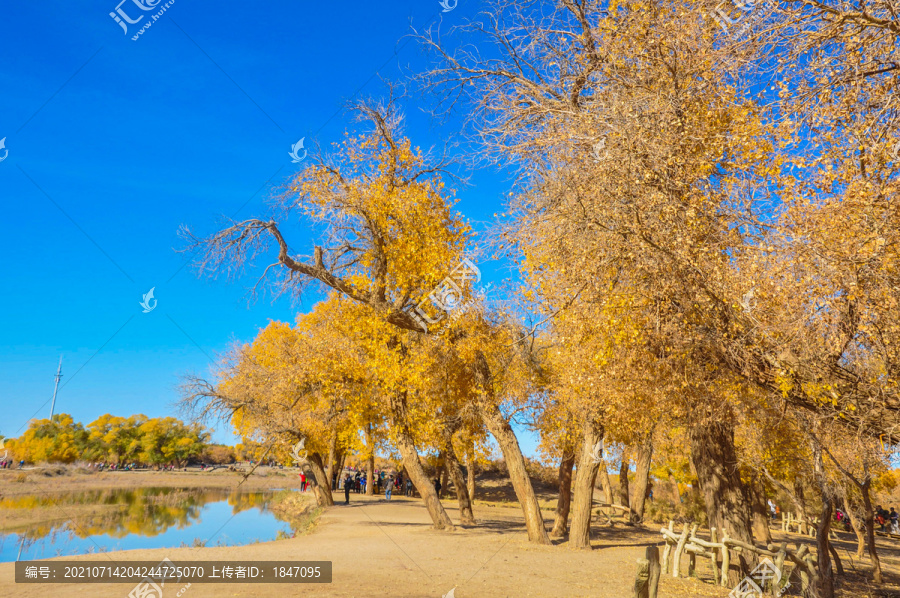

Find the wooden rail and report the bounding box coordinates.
[660,520,816,594]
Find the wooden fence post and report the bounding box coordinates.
[634,558,650,598]
[661,521,674,574]
[774,541,787,593]
[720,531,731,586]
[672,525,689,578]
[647,545,661,598]
[709,528,719,585]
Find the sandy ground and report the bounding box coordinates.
[1,470,899,597]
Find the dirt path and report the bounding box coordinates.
[0,491,726,598]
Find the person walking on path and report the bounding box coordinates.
[344,475,352,505]
[385,476,393,501]
[405,478,413,497]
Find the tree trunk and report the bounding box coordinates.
[748,475,773,544]
[668,473,681,503]
[762,467,808,534]
[842,488,867,559]
[389,392,454,530]
[440,455,450,499]
[334,451,345,489]
[365,424,375,496]
[816,497,836,598]
[630,437,654,524]
[441,430,475,525]
[617,450,631,509]
[467,452,476,501]
[325,430,337,483]
[550,447,576,538]
[689,420,755,582]
[570,421,604,549]
[473,351,549,544]
[860,480,884,583]
[794,478,809,535]
[305,452,335,507]
[813,443,835,598]
[598,461,613,504]
[848,508,866,560]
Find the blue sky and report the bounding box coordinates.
[0,0,540,455]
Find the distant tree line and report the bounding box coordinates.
[3,413,222,468]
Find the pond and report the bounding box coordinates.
[0,487,295,562]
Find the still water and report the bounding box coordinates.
[0,487,293,562]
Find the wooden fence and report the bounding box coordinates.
[660,521,817,594]
[781,512,840,541]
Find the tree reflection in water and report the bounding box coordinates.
[0,487,278,542]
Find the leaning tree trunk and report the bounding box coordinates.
[689,420,755,583]
[365,424,375,496]
[440,430,475,525]
[630,437,654,524]
[389,392,454,530]
[860,480,884,583]
[550,447,576,538]
[842,489,867,559]
[306,452,335,507]
[748,475,773,544]
[473,351,550,544]
[570,421,604,550]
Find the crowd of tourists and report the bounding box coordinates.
[0,459,23,469]
[770,498,900,534]
[299,466,440,505]
[87,462,136,471]
[833,504,900,533]
[873,506,900,533]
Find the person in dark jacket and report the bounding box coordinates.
[344,474,352,505]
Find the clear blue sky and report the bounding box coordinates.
[0,1,541,456]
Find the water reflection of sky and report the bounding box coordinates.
[0,489,293,562]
